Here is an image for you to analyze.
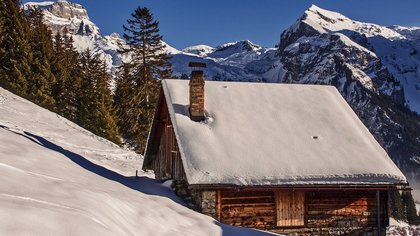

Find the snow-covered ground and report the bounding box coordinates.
[0,87,277,235]
[388,218,420,236]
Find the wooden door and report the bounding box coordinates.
[276,191,305,227]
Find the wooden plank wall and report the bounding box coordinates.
[220,190,275,229]
[152,108,186,181]
[218,189,387,233]
[276,191,305,227]
[306,190,387,229]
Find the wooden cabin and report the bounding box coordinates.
[142,65,408,235]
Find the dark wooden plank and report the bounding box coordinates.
[217,190,221,221]
[220,190,275,229]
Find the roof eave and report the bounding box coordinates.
[188,182,411,191]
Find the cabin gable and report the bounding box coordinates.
[143,88,186,182]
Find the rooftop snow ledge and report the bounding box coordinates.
[189,173,408,186]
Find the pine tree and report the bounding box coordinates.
[0,4,4,55]
[402,191,420,225]
[0,2,120,145]
[77,49,97,128]
[0,0,32,95]
[117,6,172,152]
[78,49,120,144]
[52,32,82,120]
[114,63,137,143]
[51,32,66,108]
[26,7,56,108]
[389,190,405,221]
[93,59,120,144]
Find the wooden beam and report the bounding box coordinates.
[189,185,408,191]
[376,191,381,235]
[217,190,221,221]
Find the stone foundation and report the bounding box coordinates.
[189,189,217,218]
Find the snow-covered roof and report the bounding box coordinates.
[154,79,407,186]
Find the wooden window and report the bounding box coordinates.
[276,191,305,227]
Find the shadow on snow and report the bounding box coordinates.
[1,124,277,236]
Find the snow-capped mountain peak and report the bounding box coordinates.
[23,1,128,74]
[217,40,261,50]
[298,4,405,40]
[25,0,89,21]
[389,25,420,40]
[181,45,215,56]
[24,0,98,36]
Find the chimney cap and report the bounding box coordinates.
[188,62,207,68]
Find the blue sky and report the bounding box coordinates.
[23,0,420,49]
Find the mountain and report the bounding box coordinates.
[23,0,127,74]
[281,4,420,113]
[182,45,215,56]
[23,1,283,82]
[171,40,280,82]
[24,1,420,201]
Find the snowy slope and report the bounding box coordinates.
[0,87,277,236]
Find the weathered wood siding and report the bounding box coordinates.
[217,189,388,234]
[276,191,305,227]
[151,96,186,182]
[219,190,275,229]
[306,190,388,229]
[153,125,185,181]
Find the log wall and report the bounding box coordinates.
[219,190,275,229]
[306,190,388,230]
[215,189,388,234]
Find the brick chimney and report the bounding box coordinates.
[188,62,206,121]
